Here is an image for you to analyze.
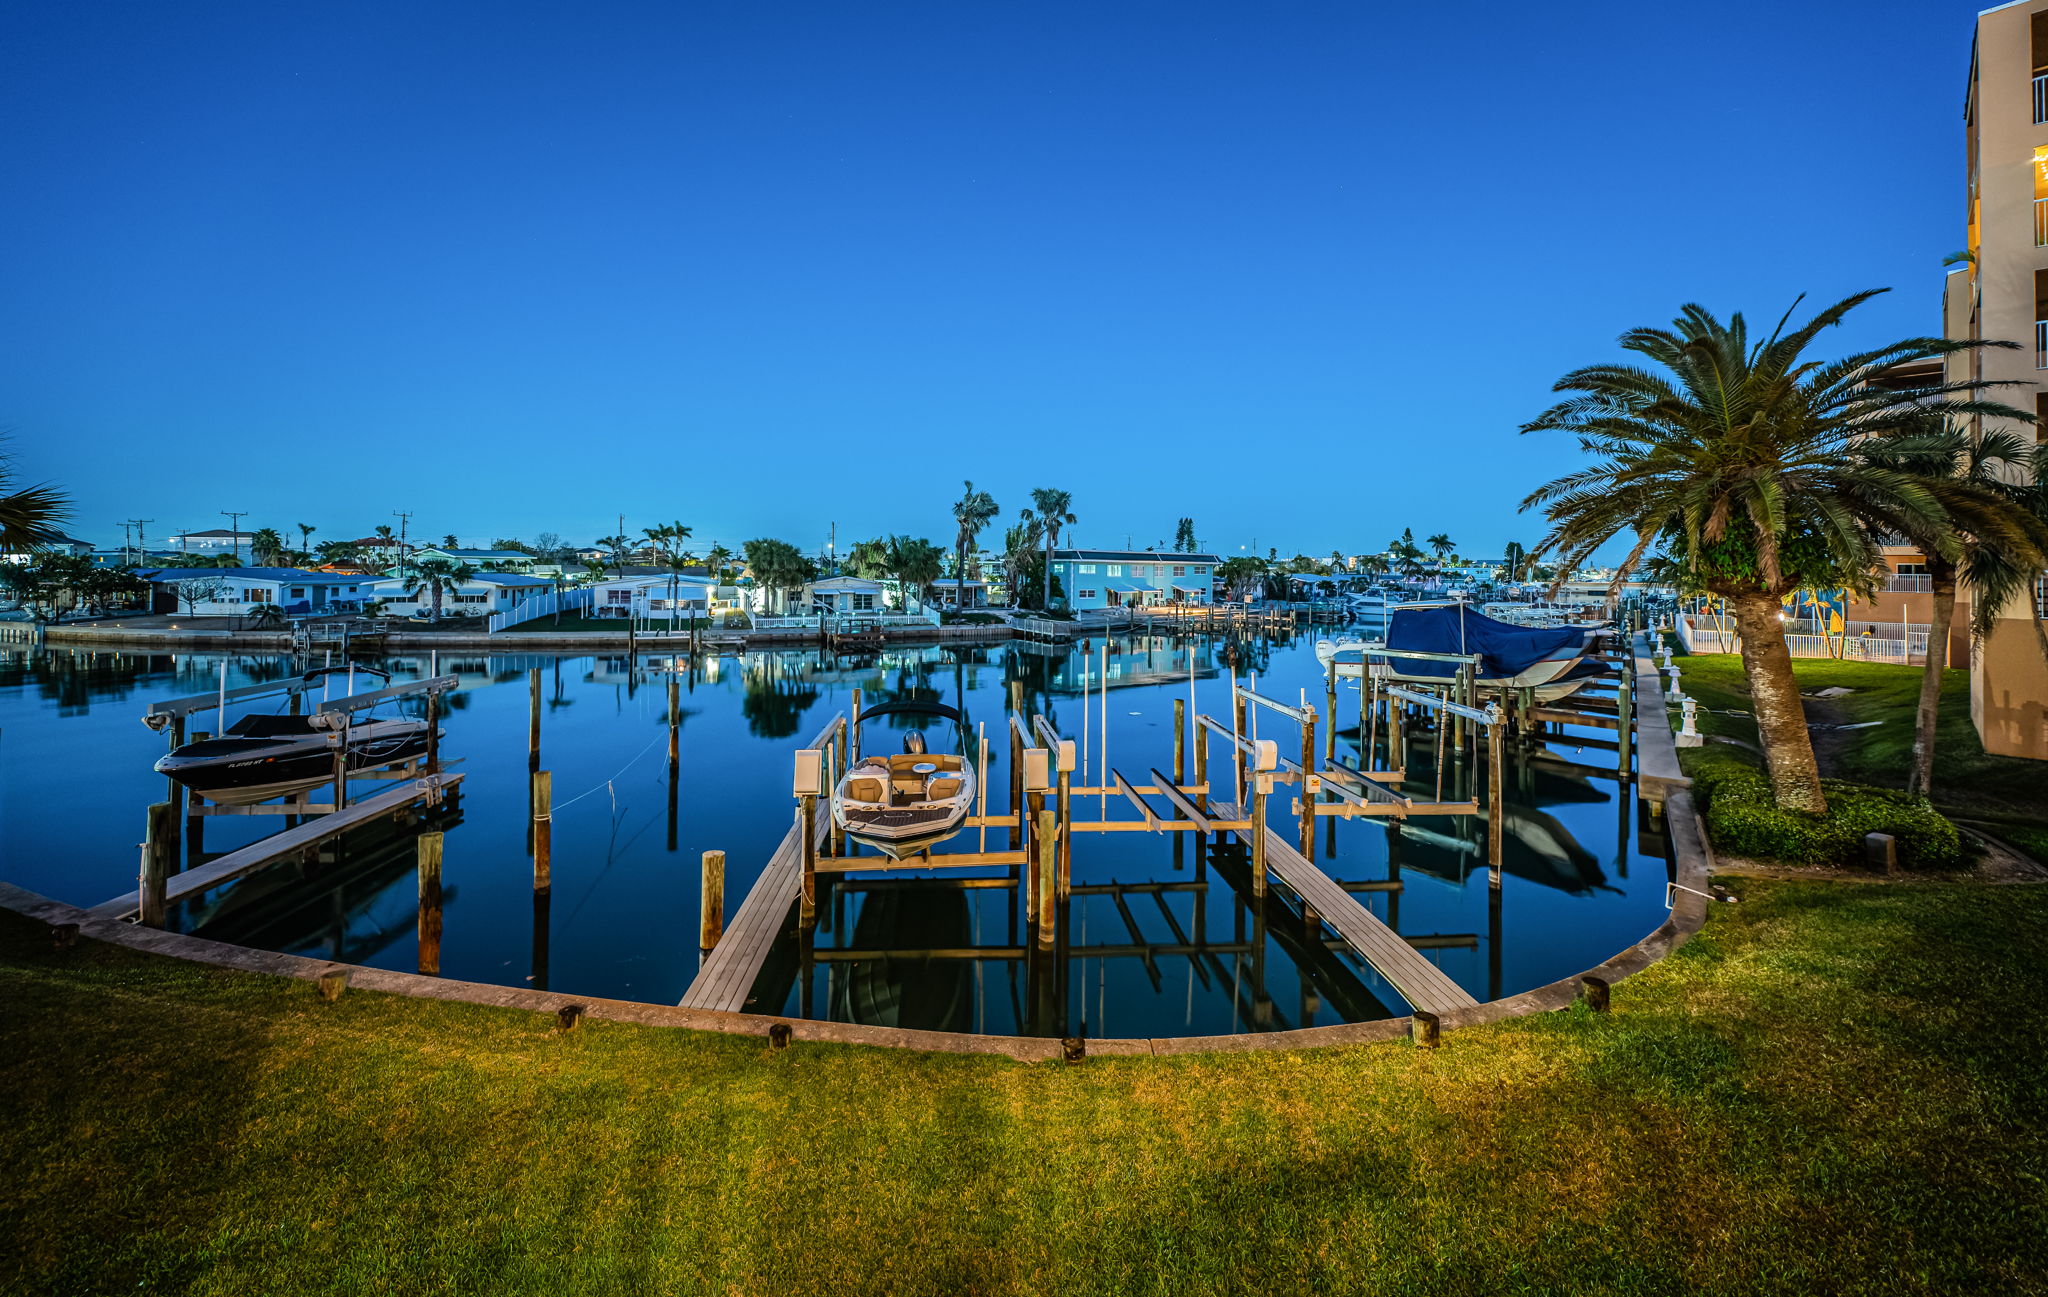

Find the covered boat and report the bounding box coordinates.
[1378,603,1600,691]
[832,701,977,860]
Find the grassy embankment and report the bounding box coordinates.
[3,887,2045,1295]
[1667,652,2048,849]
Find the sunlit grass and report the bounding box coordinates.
[2,884,2044,1295]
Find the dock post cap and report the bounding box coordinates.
[792,749,825,797]
[1251,739,1278,772]
[1055,739,1077,773]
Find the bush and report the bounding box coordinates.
[1691,754,1962,871]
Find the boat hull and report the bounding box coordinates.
[155,721,431,806]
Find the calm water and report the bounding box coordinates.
[0,626,1674,1037]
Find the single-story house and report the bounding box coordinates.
[927,579,989,610]
[589,574,717,620]
[146,568,375,617]
[408,546,538,574]
[164,528,248,558]
[803,576,888,617]
[364,572,552,619]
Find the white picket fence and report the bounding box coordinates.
[488,587,592,632]
[750,609,942,631]
[1676,613,1928,664]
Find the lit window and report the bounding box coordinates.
[1078,564,1096,575]
[1107,565,1123,577]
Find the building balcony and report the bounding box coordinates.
[1883,574,1934,593]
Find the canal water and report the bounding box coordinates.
[0,628,1674,1038]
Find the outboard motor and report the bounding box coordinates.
[902,730,926,755]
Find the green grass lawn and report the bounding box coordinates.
[1668,654,2048,827]
[4,886,2045,1295]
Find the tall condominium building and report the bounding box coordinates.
[1946,1,2048,760]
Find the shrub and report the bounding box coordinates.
[1692,756,1962,871]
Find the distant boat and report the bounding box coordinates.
[832,701,978,860]
[1314,635,1381,678]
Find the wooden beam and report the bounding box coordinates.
[1111,768,1158,829]
[1146,767,1213,830]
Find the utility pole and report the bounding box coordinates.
[123,519,153,566]
[221,511,246,563]
[393,510,413,557]
[118,521,134,564]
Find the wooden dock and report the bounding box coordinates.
[1211,800,1477,1017]
[677,806,828,1013]
[89,774,463,921]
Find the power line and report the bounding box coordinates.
[220,511,246,563]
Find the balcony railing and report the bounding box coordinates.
[1884,573,1934,593]
[2036,73,2048,124]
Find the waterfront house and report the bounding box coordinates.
[589,574,716,619]
[1046,549,1222,611]
[928,579,990,610]
[146,567,373,617]
[164,528,247,560]
[804,576,889,616]
[364,571,551,619]
[407,546,538,574]
[3,534,96,564]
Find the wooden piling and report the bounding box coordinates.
[1617,667,1634,775]
[1299,706,1317,857]
[1036,808,1057,949]
[316,968,350,1001]
[700,849,725,949]
[416,831,443,976]
[139,801,173,928]
[1233,692,1249,802]
[1410,1009,1441,1048]
[1578,974,1610,1013]
[1325,662,1338,762]
[799,796,818,925]
[532,769,552,893]
[1486,716,1505,881]
[667,677,681,768]
[425,688,441,775]
[1008,715,1024,851]
[850,688,863,765]
[1250,780,1268,898]
[528,668,542,769]
[1172,698,1186,796]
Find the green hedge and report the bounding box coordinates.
[1689,753,1962,871]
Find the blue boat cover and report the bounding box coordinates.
[1381,605,1589,681]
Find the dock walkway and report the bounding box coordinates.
[90,774,463,921]
[1212,800,1477,1017]
[677,808,826,1013]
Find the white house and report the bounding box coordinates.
[146,568,374,617]
[365,571,552,619]
[165,528,248,559]
[589,574,716,620]
[927,579,989,610]
[408,546,538,574]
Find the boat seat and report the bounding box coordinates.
[846,776,884,802]
[927,778,962,799]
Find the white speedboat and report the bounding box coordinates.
[1314,635,1381,678]
[832,702,977,860]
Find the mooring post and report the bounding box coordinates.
[1036,808,1057,949]
[1194,724,1210,818]
[1250,777,1268,899]
[799,795,818,926]
[1410,1009,1441,1049]
[417,831,443,976]
[1578,974,1611,1013]
[1025,785,1045,915]
[1232,691,1249,803]
[1325,661,1339,763]
[1299,706,1317,857]
[425,688,441,776]
[667,677,680,769]
[528,668,542,769]
[849,688,863,765]
[532,769,553,893]
[1487,714,1505,882]
[139,800,173,928]
[700,849,725,948]
[1008,718,1024,852]
[1172,697,1186,801]
[1056,754,1073,898]
[1617,666,1634,776]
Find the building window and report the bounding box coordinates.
[1078,564,1096,575]
[246,588,273,603]
[2038,393,2048,443]
[2036,571,2048,620]
[2036,13,2048,124]
[1079,589,1098,600]
[1106,565,1122,577]
[608,589,632,604]
[456,594,486,604]
[2037,270,2048,369]
[1192,566,1208,576]
[289,588,306,598]
[1173,565,1186,577]
[852,593,874,610]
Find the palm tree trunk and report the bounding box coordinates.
[1907,568,1958,799]
[1730,591,1826,813]
[955,539,967,618]
[1042,528,1056,611]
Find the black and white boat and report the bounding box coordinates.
[153,669,434,805]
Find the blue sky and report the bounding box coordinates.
[0,1,1994,561]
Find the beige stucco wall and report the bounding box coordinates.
[1959,3,2048,758]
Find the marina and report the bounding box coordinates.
[0,615,1678,1039]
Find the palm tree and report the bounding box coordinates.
[741,538,816,615]
[1000,517,1043,608]
[845,538,891,579]
[1520,291,2024,812]
[396,558,476,621]
[706,544,733,581]
[296,522,316,563]
[949,481,999,616]
[316,539,361,567]
[581,558,609,586]
[1389,529,1426,577]
[1426,533,1455,564]
[1503,541,1528,581]
[250,527,285,566]
[641,520,693,615]
[1020,488,1076,611]
[596,533,630,577]
[884,535,945,613]
[1862,425,2048,797]
[0,448,70,555]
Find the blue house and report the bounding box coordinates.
[1047,549,1223,611]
